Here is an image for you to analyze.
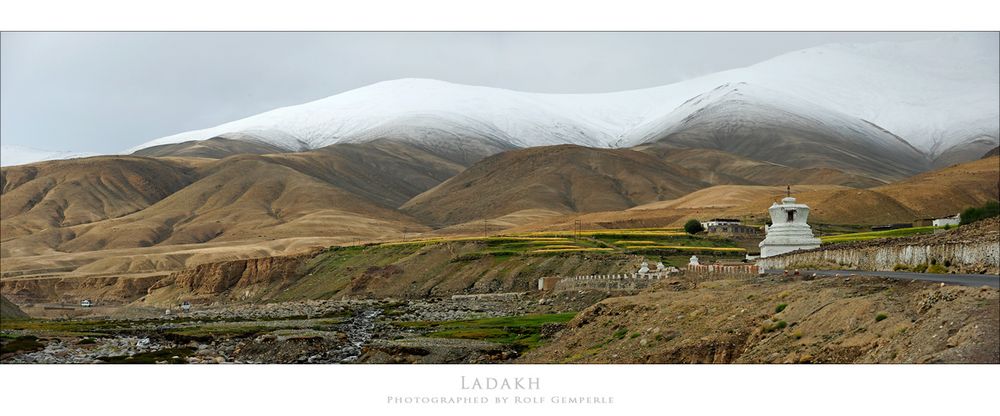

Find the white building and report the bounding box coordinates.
[758,196,821,258]
[932,214,961,227]
[702,218,740,228]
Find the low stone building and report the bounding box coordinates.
[706,222,762,237]
[932,214,961,227]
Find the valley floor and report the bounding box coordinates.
[3,272,997,364]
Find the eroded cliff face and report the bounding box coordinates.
[758,218,1000,274]
[1,274,166,305]
[142,251,317,305]
[0,252,317,307]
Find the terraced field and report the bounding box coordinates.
[372,228,745,259]
[819,226,943,244]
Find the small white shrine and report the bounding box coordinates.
[758,188,821,258]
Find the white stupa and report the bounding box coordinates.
[758,188,821,258]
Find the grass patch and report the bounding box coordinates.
[875,313,888,322]
[1,335,45,354]
[775,303,788,313]
[0,319,126,336]
[98,347,195,364]
[397,312,576,352]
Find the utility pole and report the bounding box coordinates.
[402,227,407,242]
[483,218,488,239]
[574,219,582,239]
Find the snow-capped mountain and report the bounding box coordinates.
[129,35,998,160]
[629,82,931,179]
[0,145,97,167]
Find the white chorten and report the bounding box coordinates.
[758,191,821,258]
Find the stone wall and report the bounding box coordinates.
[451,292,526,301]
[551,278,656,292]
[686,263,759,276]
[756,241,999,274]
[540,272,672,292]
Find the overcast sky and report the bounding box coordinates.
[0,32,972,154]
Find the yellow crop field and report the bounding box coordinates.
[530,248,615,254]
[515,230,686,237]
[622,245,746,252]
[378,236,571,247]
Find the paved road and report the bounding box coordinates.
[765,269,999,288]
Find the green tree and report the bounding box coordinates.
[684,219,704,234]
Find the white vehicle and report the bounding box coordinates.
[80,299,93,307]
[181,301,191,311]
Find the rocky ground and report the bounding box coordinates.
[522,274,999,363]
[1,291,601,364]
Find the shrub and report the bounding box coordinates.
[775,303,788,313]
[943,224,951,230]
[763,320,788,333]
[960,200,1000,225]
[612,327,628,340]
[875,313,888,322]
[927,264,947,274]
[684,219,705,234]
[893,264,910,271]
[911,263,928,273]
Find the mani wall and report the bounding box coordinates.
[757,240,999,275]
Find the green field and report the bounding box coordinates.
[820,226,942,244]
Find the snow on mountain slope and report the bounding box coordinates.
[130,35,999,158]
[0,145,97,167]
[129,78,646,153]
[629,82,931,180]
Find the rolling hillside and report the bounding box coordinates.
[521,156,1000,230]
[401,145,707,226]
[1,157,200,239]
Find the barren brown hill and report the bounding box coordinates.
[4,155,428,257]
[512,156,1000,230]
[401,145,707,227]
[1,156,199,239]
[255,139,473,209]
[132,136,291,158]
[642,147,886,188]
